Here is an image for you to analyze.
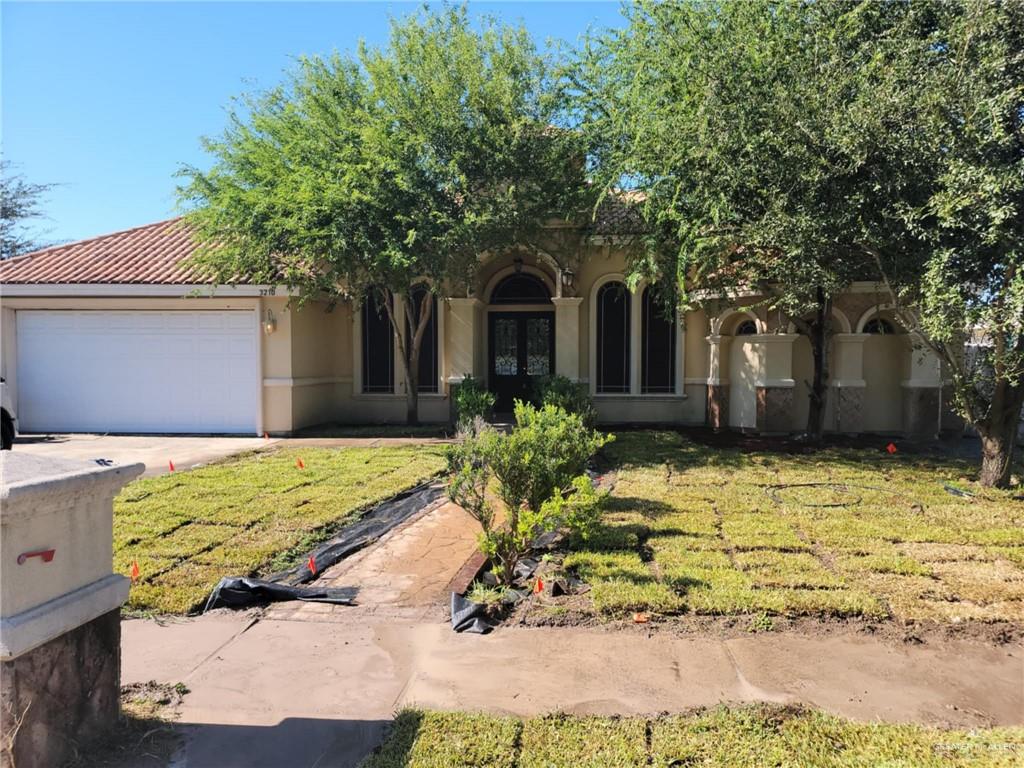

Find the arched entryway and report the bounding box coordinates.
[728,318,759,430]
[486,271,555,412]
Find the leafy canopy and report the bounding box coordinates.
[577,0,874,319]
[177,5,587,299]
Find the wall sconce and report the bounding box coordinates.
[513,255,524,274]
[561,268,575,292]
[262,308,277,335]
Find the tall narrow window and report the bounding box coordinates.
[406,285,438,393]
[362,289,394,393]
[641,286,676,393]
[596,281,630,393]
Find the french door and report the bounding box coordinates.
[488,312,555,413]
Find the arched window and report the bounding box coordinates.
[641,286,676,394]
[406,285,439,393]
[596,281,630,393]
[863,317,895,335]
[490,273,551,304]
[735,319,758,336]
[362,289,394,393]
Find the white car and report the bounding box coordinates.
[1,377,16,450]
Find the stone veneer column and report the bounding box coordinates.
[551,297,583,380]
[705,334,732,428]
[830,333,868,434]
[902,335,942,440]
[754,334,799,433]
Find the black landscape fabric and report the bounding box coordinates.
[204,481,445,611]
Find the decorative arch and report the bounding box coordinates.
[489,272,552,305]
[854,303,906,334]
[478,248,563,298]
[785,306,852,335]
[483,264,557,304]
[712,308,764,336]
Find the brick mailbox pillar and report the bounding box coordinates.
[1,453,143,768]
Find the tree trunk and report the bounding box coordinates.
[804,290,832,443]
[406,372,420,426]
[381,287,432,427]
[977,380,1024,488]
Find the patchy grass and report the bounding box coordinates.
[115,445,446,614]
[365,710,520,768]
[561,432,1024,623]
[519,715,648,768]
[362,706,1024,768]
[62,682,187,768]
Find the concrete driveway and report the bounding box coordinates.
[12,434,276,476]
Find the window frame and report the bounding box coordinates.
[595,280,631,394]
[361,289,395,394]
[641,285,677,394]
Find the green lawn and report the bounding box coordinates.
[363,706,1024,768]
[115,445,447,614]
[556,431,1024,623]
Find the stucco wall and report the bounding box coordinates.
[0,278,927,434]
[862,334,906,433]
[288,300,350,430]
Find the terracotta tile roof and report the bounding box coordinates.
[0,194,650,287]
[0,218,215,285]
[589,191,648,235]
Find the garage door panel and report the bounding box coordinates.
[17,311,258,434]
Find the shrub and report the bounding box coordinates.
[453,375,495,428]
[447,402,612,585]
[541,475,607,543]
[534,375,597,427]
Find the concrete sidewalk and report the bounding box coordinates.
[14,434,276,476]
[123,612,1023,768]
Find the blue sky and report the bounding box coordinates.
[2,1,625,244]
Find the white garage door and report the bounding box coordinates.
[17,311,258,434]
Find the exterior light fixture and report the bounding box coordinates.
[262,309,277,335]
[561,268,575,291]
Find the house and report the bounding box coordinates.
[0,209,956,438]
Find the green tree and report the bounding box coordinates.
[577,0,874,441]
[580,0,1022,485]
[836,0,1024,487]
[178,6,587,424]
[1,161,57,259]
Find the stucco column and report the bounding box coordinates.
[551,297,583,381]
[446,298,483,383]
[754,333,798,433]
[902,334,942,440]
[830,333,868,434]
[706,334,732,429]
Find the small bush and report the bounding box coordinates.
[541,475,606,543]
[453,375,495,428]
[447,402,612,585]
[534,375,597,427]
